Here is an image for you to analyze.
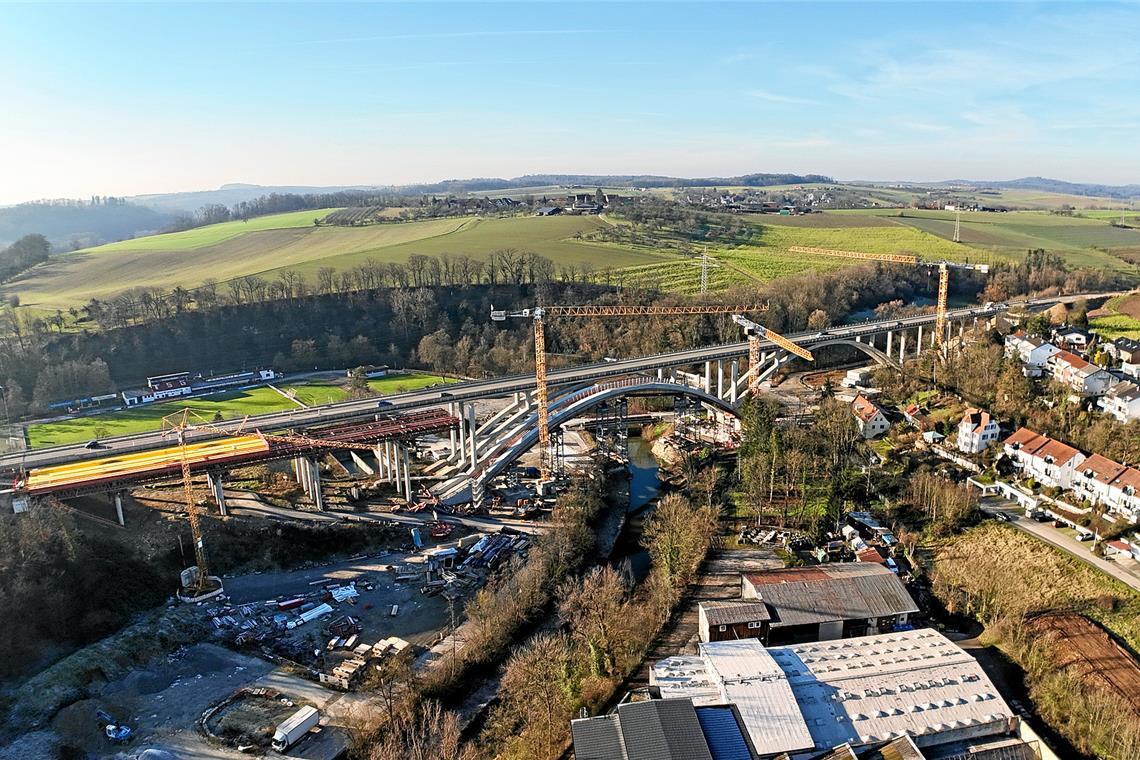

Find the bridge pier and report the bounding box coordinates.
[448,403,458,462]
[917,325,923,351]
[717,360,724,400]
[391,442,402,487]
[206,471,227,516]
[898,333,907,363]
[292,456,324,511]
[886,330,893,356]
[403,445,413,503]
[457,403,469,468]
[704,361,712,394]
[113,490,125,526]
[730,360,738,404]
[467,404,478,471]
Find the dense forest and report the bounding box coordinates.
[0,234,50,285]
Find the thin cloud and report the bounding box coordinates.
[747,89,820,106]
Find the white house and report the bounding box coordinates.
[1051,324,1092,350]
[1110,337,1140,378]
[1047,350,1113,397]
[1099,380,1140,423]
[957,407,1001,454]
[1004,331,1060,377]
[1002,427,1086,489]
[850,394,890,439]
[1073,454,1140,522]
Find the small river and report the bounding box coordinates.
[611,436,665,580]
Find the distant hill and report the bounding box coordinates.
[936,177,1140,200]
[0,201,176,249]
[130,183,383,212]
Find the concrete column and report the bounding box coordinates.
[704,361,712,393]
[917,325,924,350]
[308,458,324,511]
[886,330,894,355]
[207,471,227,516]
[855,335,862,343]
[717,361,724,399]
[448,402,458,460]
[113,491,125,526]
[402,446,413,503]
[467,404,478,468]
[656,368,664,381]
[392,443,402,486]
[899,333,907,362]
[350,451,375,476]
[457,403,468,466]
[374,444,384,478]
[730,360,738,404]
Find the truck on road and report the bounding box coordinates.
[272,705,320,752]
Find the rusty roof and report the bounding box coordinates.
[742,564,917,628]
[1003,427,1046,453]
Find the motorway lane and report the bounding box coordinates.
[1,291,1120,474]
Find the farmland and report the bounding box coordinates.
[1090,293,1140,339]
[2,213,672,310]
[25,372,456,448]
[5,200,1139,312]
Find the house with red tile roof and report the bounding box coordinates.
[1002,427,1086,489]
[957,407,1000,454]
[1047,349,1113,397]
[850,394,889,439]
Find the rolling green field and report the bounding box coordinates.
[6,200,1139,311]
[3,213,671,309]
[25,372,456,448]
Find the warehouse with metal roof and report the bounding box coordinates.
[740,563,918,644]
[649,629,1023,759]
[570,697,755,760]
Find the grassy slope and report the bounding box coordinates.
[83,208,343,251]
[25,373,456,448]
[4,214,670,309]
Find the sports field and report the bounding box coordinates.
[25,372,455,448]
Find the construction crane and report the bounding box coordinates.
[787,246,989,347]
[160,410,408,597]
[731,314,815,394]
[491,303,766,480]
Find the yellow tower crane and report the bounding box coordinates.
[731,314,815,394]
[787,246,990,347]
[161,410,399,597]
[491,303,766,480]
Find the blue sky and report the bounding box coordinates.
[1,2,1138,204]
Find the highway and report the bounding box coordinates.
[0,290,1119,476]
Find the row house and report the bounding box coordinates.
[1100,380,1140,423]
[1002,427,1086,489]
[1003,331,1060,376]
[1046,349,1114,397]
[1072,454,1140,522]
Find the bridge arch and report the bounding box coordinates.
[474,379,740,489]
[807,337,900,369]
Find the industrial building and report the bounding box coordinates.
[736,564,918,645]
[570,698,755,760]
[650,629,1026,759]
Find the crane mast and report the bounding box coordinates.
[787,246,988,347]
[492,302,766,480]
[731,314,815,394]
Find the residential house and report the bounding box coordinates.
[1112,337,1140,378]
[851,394,890,439]
[1072,454,1128,506]
[1051,324,1092,350]
[1047,350,1113,397]
[957,407,1001,454]
[1003,331,1059,376]
[1099,380,1140,423]
[1002,427,1086,489]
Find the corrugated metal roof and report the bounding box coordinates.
[571,714,625,760]
[619,699,713,760]
[702,600,771,625]
[742,564,918,628]
[694,706,753,760]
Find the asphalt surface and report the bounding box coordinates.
[1,291,1118,474]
